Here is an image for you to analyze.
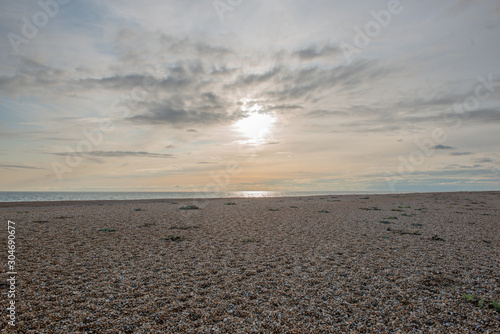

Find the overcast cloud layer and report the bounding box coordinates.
[1,0,499,192]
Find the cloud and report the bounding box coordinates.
[265,59,396,101]
[52,151,174,158]
[195,43,233,56]
[466,109,500,123]
[233,67,282,87]
[307,110,349,117]
[78,74,153,90]
[293,44,341,60]
[267,104,303,110]
[128,99,239,126]
[433,145,455,150]
[450,152,472,156]
[474,157,493,163]
[0,164,44,170]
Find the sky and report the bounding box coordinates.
[0,0,499,192]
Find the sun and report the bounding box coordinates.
[234,111,276,144]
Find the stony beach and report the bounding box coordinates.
[1,191,499,333]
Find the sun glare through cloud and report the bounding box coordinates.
[233,100,276,144]
[234,111,276,144]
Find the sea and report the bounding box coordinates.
[0,191,393,203]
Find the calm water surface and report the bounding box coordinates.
[0,191,393,202]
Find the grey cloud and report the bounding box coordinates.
[79,69,197,91]
[130,104,233,126]
[209,66,238,76]
[88,151,174,158]
[307,110,349,117]
[266,59,393,101]
[451,152,472,156]
[442,164,483,169]
[433,145,455,150]
[196,43,232,56]
[475,157,493,163]
[42,137,77,141]
[52,151,173,158]
[0,67,65,94]
[79,74,149,90]
[128,91,243,126]
[336,106,500,134]
[400,109,500,126]
[233,67,282,87]
[1,34,236,97]
[396,95,459,109]
[0,164,44,170]
[465,109,500,122]
[267,104,303,110]
[201,92,218,105]
[293,44,340,60]
[395,166,499,177]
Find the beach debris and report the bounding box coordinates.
[387,227,421,235]
[225,202,236,205]
[170,225,199,230]
[431,235,445,241]
[180,205,199,210]
[319,210,330,213]
[462,294,500,313]
[99,228,116,232]
[139,222,156,228]
[360,207,381,211]
[242,238,255,243]
[268,208,279,211]
[164,235,184,241]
